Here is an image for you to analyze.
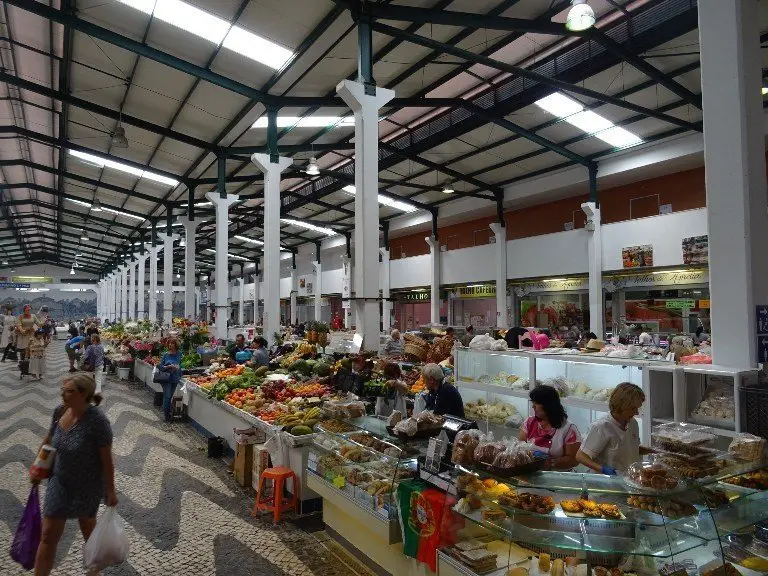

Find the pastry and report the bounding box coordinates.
[538,553,551,572]
[552,558,565,576]
[481,508,505,523]
[598,503,622,519]
[610,569,623,576]
[482,478,498,489]
[560,499,583,513]
[506,568,528,576]
[498,493,520,508]
[593,567,608,576]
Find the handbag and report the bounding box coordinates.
[10,485,42,569]
[153,367,171,384]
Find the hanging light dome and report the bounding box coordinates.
[566,0,595,32]
[442,185,454,194]
[112,125,129,149]
[305,157,320,176]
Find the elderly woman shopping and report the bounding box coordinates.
[421,363,465,418]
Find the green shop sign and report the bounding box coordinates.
[665,299,696,309]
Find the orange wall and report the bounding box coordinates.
[388,166,708,259]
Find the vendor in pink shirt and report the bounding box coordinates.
[518,385,581,470]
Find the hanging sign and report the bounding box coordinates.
[605,268,708,289]
[298,275,315,297]
[622,245,654,268]
[12,276,52,284]
[447,284,496,299]
[757,305,768,363]
[682,235,708,265]
[510,277,588,296]
[665,299,696,309]
[342,261,351,299]
[698,299,710,309]
[396,291,430,302]
[0,282,31,289]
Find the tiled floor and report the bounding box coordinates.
[0,344,370,575]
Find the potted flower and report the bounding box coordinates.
[115,354,134,380]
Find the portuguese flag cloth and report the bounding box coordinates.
[397,479,461,571]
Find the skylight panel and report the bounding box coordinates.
[251,116,355,129]
[116,0,293,70]
[203,249,249,260]
[342,185,418,213]
[534,92,643,150]
[68,150,178,187]
[281,219,337,237]
[63,197,147,222]
[235,235,263,245]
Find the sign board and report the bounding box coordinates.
[605,269,708,290]
[682,235,708,265]
[12,276,52,284]
[446,284,496,299]
[396,291,430,302]
[757,306,768,363]
[622,245,654,268]
[511,277,588,296]
[298,275,315,297]
[698,299,710,309]
[0,283,31,289]
[342,261,351,299]
[665,299,696,309]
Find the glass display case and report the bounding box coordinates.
[432,456,768,576]
[306,417,427,526]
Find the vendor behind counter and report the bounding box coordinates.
[422,363,464,419]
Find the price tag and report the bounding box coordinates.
[425,436,446,473]
[332,476,346,489]
[308,452,318,472]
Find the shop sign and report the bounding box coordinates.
[756,306,768,363]
[12,276,52,284]
[447,284,496,299]
[665,299,696,309]
[698,299,710,309]
[0,282,31,289]
[397,291,430,302]
[511,277,588,296]
[298,275,314,297]
[341,261,351,299]
[622,245,654,268]
[605,269,708,290]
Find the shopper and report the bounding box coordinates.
[460,325,474,347]
[156,338,182,421]
[230,333,247,360]
[28,329,47,381]
[504,326,528,349]
[1,303,16,362]
[422,363,465,418]
[82,334,105,393]
[519,385,581,470]
[383,329,404,357]
[15,304,39,361]
[65,333,85,372]
[576,382,649,474]
[248,337,269,368]
[30,373,117,576]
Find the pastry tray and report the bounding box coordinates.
[476,456,549,478]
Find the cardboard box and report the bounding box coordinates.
[234,443,254,487]
[251,443,271,491]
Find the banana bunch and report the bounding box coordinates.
[296,342,317,356]
[277,406,321,427]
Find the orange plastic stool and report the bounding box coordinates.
[252,466,298,522]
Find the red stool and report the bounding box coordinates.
[252,466,298,522]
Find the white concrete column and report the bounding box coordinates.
[426,236,441,326]
[250,154,292,345]
[195,287,201,319]
[700,0,768,367]
[253,272,260,325]
[377,250,389,334]
[489,223,509,329]
[290,268,297,326]
[128,262,136,321]
[582,202,603,337]
[237,277,245,325]
[204,192,239,340]
[120,266,128,322]
[181,217,199,320]
[148,245,160,323]
[313,260,322,321]
[337,80,395,348]
[136,253,147,319]
[111,275,117,322]
[157,232,179,326]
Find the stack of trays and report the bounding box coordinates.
[651,422,724,479]
[451,541,498,574]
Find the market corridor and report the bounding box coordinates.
[0,345,368,576]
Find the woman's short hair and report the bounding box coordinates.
[609,382,645,413]
[529,384,568,428]
[91,334,101,344]
[65,373,102,406]
[167,338,180,350]
[421,363,444,384]
[382,361,402,379]
[391,329,400,339]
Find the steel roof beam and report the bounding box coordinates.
[369,21,702,133]
[1,197,138,232]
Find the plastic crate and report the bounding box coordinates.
[739,384,768,439]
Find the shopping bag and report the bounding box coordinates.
[10,485,42,569]
[82,507,130,571]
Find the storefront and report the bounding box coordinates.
[392,289,434,331]
[509,276,589,334]
[444,284,497,329]
[604,268,709,337]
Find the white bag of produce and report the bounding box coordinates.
[264,432,290,468]
[82,507,130,571]
[469,334,493,350]
[413,393,427,416]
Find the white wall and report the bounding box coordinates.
[601,209,707,271]
[390,254,430,289]
[442,245,495,285]
[508,230,588,279]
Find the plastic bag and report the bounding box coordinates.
[413,392,427,415]
[10,485,41,570]
[82,507,130,571]
[264,432,289,468]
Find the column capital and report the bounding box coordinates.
[250,153,292,174]
[336,79,395,111]
[180,215,200,231]
[157,232,180,243]
[489,222,505,237]
[204,191,239,208]
[378,247,389,258]
[425,236,439,250]
[312,260,321,272]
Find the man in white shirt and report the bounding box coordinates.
[576,382,649,474]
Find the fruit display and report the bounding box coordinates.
[223,388,265,412]
[317,419,355,433]
[212,364,245,378]
[276,407,321,434]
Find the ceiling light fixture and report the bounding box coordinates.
[68,150,178,187]
[305,157,320,176]
[91,199,103,212]
[70,266,76,275]
[565,0,595,32]
[342,185,418,213]
[116,0,293,69]
[112,125,129,149]
[442,185,454,195]
[81,231,89,241]
[535,92,643,149]
[280,219,337,237]
[176,272,181,278]
[252,116,355,129]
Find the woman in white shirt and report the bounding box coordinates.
[576,382,650,475]
[0,304,16,361]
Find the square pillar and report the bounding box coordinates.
[582,202,603,337]
[378,250,389,334]
[490,223,508,329]
[426,236,441,326]
[344,254,355,331]
[204,192,239,340]
[148,246,160,323]
[136,253,147,320]
[237,277,245,325]
[290,267,297,326]
[158,232,179,326]
[182,217,199,320]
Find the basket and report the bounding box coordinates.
[403,333,429,348]
[404,342,428,360]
